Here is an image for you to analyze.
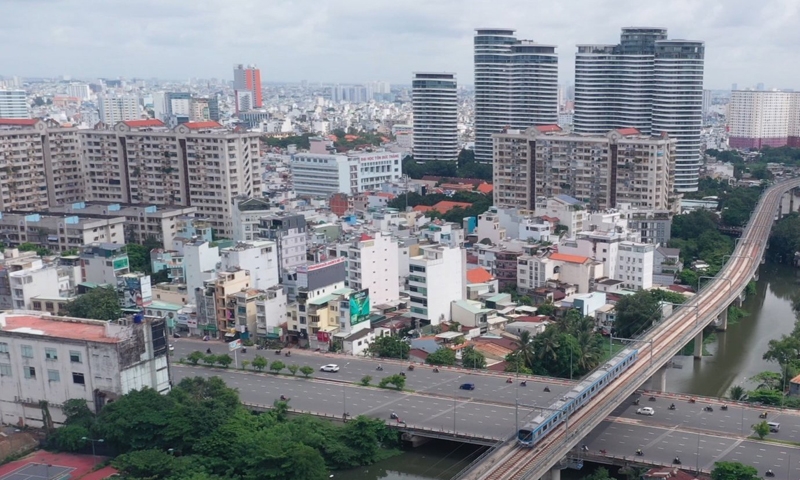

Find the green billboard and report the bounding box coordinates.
[349,289,370,326]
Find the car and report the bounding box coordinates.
[320,364,340,372]
[459,383,476,391]
[636,407,655,416]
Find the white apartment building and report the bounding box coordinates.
[412,72,458,162]
[517,254,556,293]
[290,151,401,197]
[728,90,800,149]
[0,312,171,427]
[615,241,654,290]
[0,260,68,311]
[183,240,220,296]
[535,195,587,236]
[258,214,307,277]
[67,84,91,102]
[475,209,507,246]
[98,93,140,124]
[493,127,677,212]
[344,232,399,306]
[255,285,287,340]
[0,90,28,118]
[80,120,262,238]
[48,202,198,251]
[231,197,273,242]
[220,240,279,291]
[80,243,130,285]
[0,212,125,253]
[408,244,466,327]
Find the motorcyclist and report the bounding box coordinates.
[766,469,774,477]
[636,449,643,456]
[206,348,212,354]
[433,367,439,373]
[520,380,527,386]
[377,364,383,371]
[669,403,675,410]
[544,386,551,392]
[581,445,589,452]
[674,456,681,464]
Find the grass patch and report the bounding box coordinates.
[600,340,628,363]
[758,437,800,448]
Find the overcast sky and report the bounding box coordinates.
[3,0,798,89]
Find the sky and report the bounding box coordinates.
[2,0,799,90]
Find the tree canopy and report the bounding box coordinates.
[401,150,492,181]
[367,335,410,359]
[63,286,122,321]
[614,290,686,339]
[711,461,760,480]
[769,213,800,264]
[51,376,400,480]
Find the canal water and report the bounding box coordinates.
[343,262,799,479]
[663,262,800,397]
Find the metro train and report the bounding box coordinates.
[517,347,639,447]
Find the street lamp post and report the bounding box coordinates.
[342,362,350,421]
[81,437,104,463]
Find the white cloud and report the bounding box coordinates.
[1,0,798,89]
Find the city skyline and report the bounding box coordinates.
[1,0,798,89]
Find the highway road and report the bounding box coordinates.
[170,339,573,408]
[171,364,800,480]
[584,420,800,480]
[467,177,800,480]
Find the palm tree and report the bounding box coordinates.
[514,330,536,370]
[728,385,747,401]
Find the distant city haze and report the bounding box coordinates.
[1,0,797,89]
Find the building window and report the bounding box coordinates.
[0,342,8,354]
[24,366,36,379]
[45,348,58,360]
[0,363,11,377]
[21,345,33,358]
[70,351,82,363]
[72,372,85,385]
[48,370,60,382]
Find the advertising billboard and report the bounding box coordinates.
[349,289,370,326]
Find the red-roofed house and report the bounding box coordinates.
[535,124,562,133]
[466,267,494,284]
[616,127,641,136]
[121,119,165,128]
[548,252,601,294]
[183,121,223,130]
[412,200,472,215]
[549,252,590,264]
[0,118,39,127]
[476,183,493,194]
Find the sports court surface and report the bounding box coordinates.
[0,450,116,480]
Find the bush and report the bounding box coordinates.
[270,361,285,374]
[360,375,372,386]
[288,364,299,376]
[202,354,217,366]
[378,374,405,390]
[252,355,268,371]
[242,339,254,347]
[299,365,314,378]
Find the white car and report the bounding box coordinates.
[320,364,340,372]
[636,407,655,416]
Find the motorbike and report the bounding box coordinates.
[649,396,656,402]
[673,457,681,465]
[633,399,640,406]
[279,395,289,401]
[275,350,282,355]
[506,378,513,384]
[581,445,589,452]
[433,368,439,373]
[669,404,676,410]
[206,348,212,354]
[704,406,714,412]
[599,449,607,455]
[721,405,728,411]
[242,348,247,354]
[390,412,399,420]
[766,470,775,477]
[544,386,551,392]
[399,372,406,377]
[408,365,414,371]
[520,381,527,387]
[256,345,264,350]
[760,411,768,418]
[689,398,696,403]
[285,351,291,357]
[636,450,643,456]
[376,366,384,371]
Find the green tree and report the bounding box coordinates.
[711,461,760,480]
[513,330,536,370]
[752,371,782,390]
[61,398,95,427]
[426,347,457,366]
[51,424,89,452]
[126,243,153,274]
[203,354,217,366]
[270,360,285,374]
[282,444,329,480]
[63,286,122,321]
[536,302,555,316]
[299,365,314,378]
[614,290,662,338]
[214,353,233,368]
[367,335,410,359]
[584,467,613,480]
[95,388,175,452]
[360,375,372,386]
[113,449,181,479]
[287,364,299,376]
[461,346,487,369]
[769,213,800,264]
[747,389,783,405]
[241,360,250,370]
[752,420,770,439]
[18,242,51,256]
[378,374,406,390]
[187,351,204,366]
[252,355,268,371]
[728,385,747,401]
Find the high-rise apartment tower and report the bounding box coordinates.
[574,27,704,192]
[473,29,558,164]
[412,72,458,162]
[233,64,262,110]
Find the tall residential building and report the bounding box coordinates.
[79,120,262,238]
[473,29,558,163]
[233,64,262,110]
[343,232,400,306]
[0,90,28,119]
[702,89,712,118]
[257,214,308,277]
[412,72,458,162]
[408,244,466,327]
[289,151,402,197]
[67,83,91,102]
[492,125,677,212]
[727,90,800,149]
[98,93,140,124]
[574,27,705,192]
